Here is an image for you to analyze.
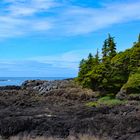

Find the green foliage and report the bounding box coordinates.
[129,43,140,72]
[77,53,101,89]
[77,34,140,96]
[102,39,108,60]
[95,49,100,64]
[108,34,117,59]
[110,49,132,91]
[86,96,126,107]
[122,68,140,93]
[102,34,117,61]
[86,101,98,107]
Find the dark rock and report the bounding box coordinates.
[116,89,127,100]
[21,79,77,95]
[21,80,45,90]
[128,94,140,101]
[0,80,140,139]
[116,89,140,101]
[0,86,21,90]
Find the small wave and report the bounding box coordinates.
[0,79,12,82]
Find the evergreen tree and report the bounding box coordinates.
[87,53,94,71]
[79,59,85,70]
[88,53,93,60]
[108,34,117,59]
[95,48,99,64]
[102,39,108,62]
[77,34,140,94]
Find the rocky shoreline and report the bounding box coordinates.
[0,79,140,140]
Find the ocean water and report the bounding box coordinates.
[0,77,67,86]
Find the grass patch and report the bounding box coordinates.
[86,96,127,107]
[86,101,98,107]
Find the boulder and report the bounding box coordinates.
[21,79,75,94]
[21,80,45,90]
[116,70,140,100]
[116,89,127,100]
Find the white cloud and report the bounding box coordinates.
[0,0,58,38]
[32,21,52,31]
[0,0,140,38]
[6,0,58,16]
[29,49,95,69]
[55,1,140,35]
[0,49,95,76]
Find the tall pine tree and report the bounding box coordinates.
[88,53,93,60]
[95,48,99,64]
[79,59,85,70]
[102,34,116,62]
[102,39,108,62]
[87,53,93,71]
[108,34,117,59]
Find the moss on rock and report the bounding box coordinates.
[122,68,140,94]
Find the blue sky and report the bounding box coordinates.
[0,0,140,77]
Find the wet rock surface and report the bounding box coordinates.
[0,80,140,140]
